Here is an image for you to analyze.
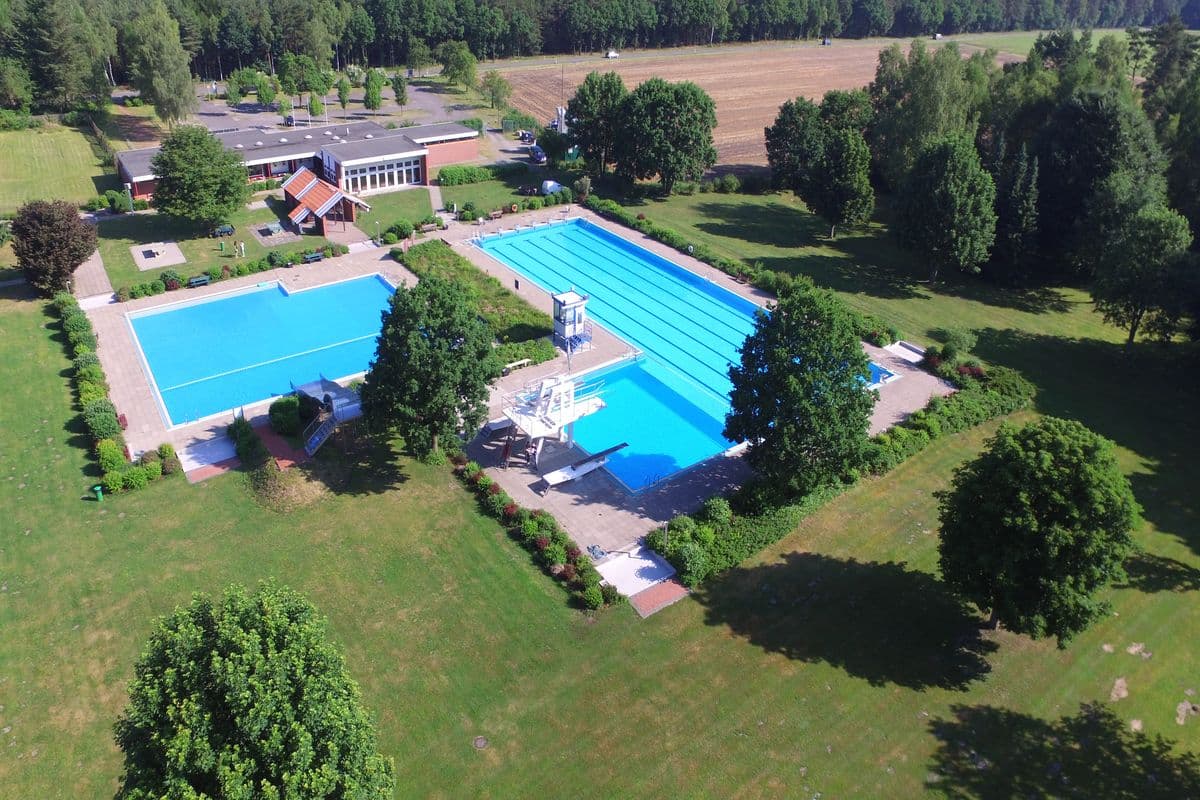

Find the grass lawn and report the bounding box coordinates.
[355,187,434,232]
[0,240,18,281]
[96,201,333,289]
[99,104,163,151]
[0,124,116,213]
[948,28,1129,57]
[440,169,575,215]
[2,185,1198,796]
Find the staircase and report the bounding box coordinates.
[303,415,340,456]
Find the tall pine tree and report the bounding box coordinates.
[989,144,1040,285]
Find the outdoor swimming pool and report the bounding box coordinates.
[129,275,394,426]
[480,219,894,491]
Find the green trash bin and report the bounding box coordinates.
[92,484,104,502]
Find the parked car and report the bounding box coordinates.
[529,145,547,165]
[605,50,620,58]
[517,129,535,143]
[517,185,540,196]
[284,115,296,126]
[210,224,235,237]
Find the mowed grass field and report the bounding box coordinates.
[0,124,115,213]
[500,31,1125,166]
[2,179,1199,796]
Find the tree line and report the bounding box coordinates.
[2,0,1198,117]
[763,22,1200,344]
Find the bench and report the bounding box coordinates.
[187,275,210,288]
[419,223,439,233]
[302,252,323,264]
[210,224,234,237]
[489,209,504,220]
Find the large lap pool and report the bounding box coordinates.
[129,275,393,426]
[480,219,893,491]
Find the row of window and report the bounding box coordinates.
[342,158,422,193]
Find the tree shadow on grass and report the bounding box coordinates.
[973,328,1200,556]
[927,703,1200,799]
[295,426,407,497]
[1117,552,1200,593]
[695,551,996,691]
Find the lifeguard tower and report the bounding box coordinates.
[552,290,592,366]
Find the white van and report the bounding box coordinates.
[605,50,620,59]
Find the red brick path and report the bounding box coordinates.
[254,423,308,469]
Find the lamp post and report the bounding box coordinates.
[375,220,380,246]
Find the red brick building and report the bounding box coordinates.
[281,167,370,236]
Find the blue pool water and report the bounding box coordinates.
[481,219,893,491]
[129,275,394,426]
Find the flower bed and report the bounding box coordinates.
[456,458,623,610]
[50,293,181,492]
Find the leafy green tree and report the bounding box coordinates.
[613,78,717,194]
[1143,16,1198,116]
[436,40,477,89]
[868,41,994,189]
[256,73,276,107]
[724,286,875,497]
[897,134,997,283]
[361,276,500,457]
[11,199,97,296]
[391,73,407,110]
[362,68,383,114]
[21,0,113,111]
[819,88,874,132]
[406,38,433,77]
[225,81,242,107]
[307,91,322,119]
[150,126,250,226]
[1093,203,1194,343]
[989,143,1040,284]
[937,417,1140,646]
[1164,69,1200,241]
[343,6,375,64]
[805,128,874,239]
[278,93,292,123]
[217,6,254,69]
[566,71,627,175]
[114,582,395,799]
[1126,26,1152,83]
[336,76,351,117]
[0,57,33,111]
[765,96,825,191]
[479,69,509,109]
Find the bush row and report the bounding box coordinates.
[115,243,350,302]
[268,395,301,436]
[391,241,556,369]
[457,459,622,610]
[0,109,42,130]
[248,178,283,192]
[651,367,1037,587]
[455,187,575,222]
[83,190,148,213]
[673,172,771,196]
[437,162,530,187]
[585,196,901,345]
[456,117,485,134]
[50,293,181,491]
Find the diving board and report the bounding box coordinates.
[542,442,628,489]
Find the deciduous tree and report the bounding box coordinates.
[362,67,383,113]
[150,125,250,226]
[804,127,874,239]
[937,417,1139,646]
[897,134,997,282]
[478,69,509,109]
[1092,203,1194,343]
[391,73,407,110]
[765,96,825,191]
[566,71,627,175]
[361,276,499,457]
[724,286,875,497]
[437,40,477,89]
[336,76,350,117]
[613,78,717,194]
[11,199,97,296]
[114,582,394,799]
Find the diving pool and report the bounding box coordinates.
[480,219,893,491]
[128,275,394,426]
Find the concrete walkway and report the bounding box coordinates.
[73,249,113,301]
[428,183,445,213]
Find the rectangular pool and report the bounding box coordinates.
[480,219,893,491]
[129,275,394,426]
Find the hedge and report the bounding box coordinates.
[392,241,556,370]
[456,458,623,610]
[650,365,1037,587]
[584,196,901,346]
[437,162,530,186]
[48,292,179,492]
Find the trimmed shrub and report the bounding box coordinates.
[382,231,399,245]
[74,364,105,386]
[122,465,150,491]
[83,399,121,441]
[139,448,161,466]
[61,311,92,336]
[386,219,414,239]
[436,164,494,185]
[159,269,183,290]
[77,380,108,407]
[600,583,624,605]
[73,352,100,371]
[934,327,978,360]
[102,470,125,494]
[700,496,733,525]
[96,438,126,473]
[142,460,162,481]
[716,173,741,193]
[578,584,604,610]
[158,442,182,476]
[268,395,301,436]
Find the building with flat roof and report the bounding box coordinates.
[115,121,480,199]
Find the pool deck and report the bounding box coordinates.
[83,247,418,458]
[458,208,955,556]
